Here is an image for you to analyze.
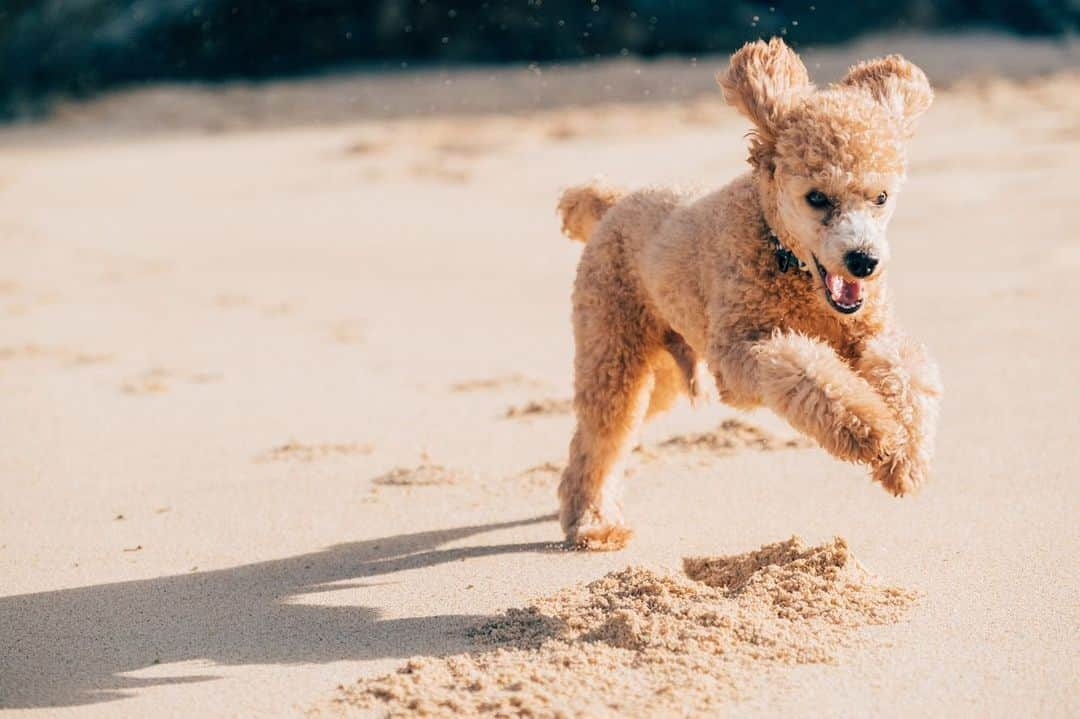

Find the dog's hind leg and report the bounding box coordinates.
[559,248,662,550]
[645,350,685,419]
[646,331,699,418]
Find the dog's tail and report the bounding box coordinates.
[557,182,623,243]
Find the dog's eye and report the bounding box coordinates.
[805,190,830,209]
[874,191,888,206]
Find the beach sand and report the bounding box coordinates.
[1,34,1078,717]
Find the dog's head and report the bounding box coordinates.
[719,38,932,316]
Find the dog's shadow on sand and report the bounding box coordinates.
[0,514,559,708]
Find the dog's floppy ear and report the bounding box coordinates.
[718,38,812,166]
[841,55,933,136]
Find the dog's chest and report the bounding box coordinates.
[761,272,860,357]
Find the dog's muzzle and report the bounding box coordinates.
[814,255,864,314]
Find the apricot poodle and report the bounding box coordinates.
[555,38,943,549]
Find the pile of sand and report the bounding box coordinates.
[449,375,546,392]
[654,418,814,455]
[326,536,917,717]
[0,343,112,366]
[119,368,222,395]
[257,441,373,463]
[503,398,574,419]
[371,464,472,487]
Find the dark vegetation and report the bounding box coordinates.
[1,0,1075,117]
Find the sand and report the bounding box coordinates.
[654,418,814,454]
[259,442,375,463]
[325,537,916,718]
[371,464,471,488]
[1,34,1079,719]
[503,399,574,419]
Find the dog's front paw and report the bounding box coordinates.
[564,507,634,551]
[872,448,928,497]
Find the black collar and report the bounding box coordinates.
[766,229,809,275]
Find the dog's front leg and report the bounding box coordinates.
[711,330,904,473]
[855,331,943,495]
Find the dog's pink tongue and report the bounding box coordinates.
[827,272,863,305]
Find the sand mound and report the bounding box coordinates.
[449,375,546,392]
[503,398,574,419]
[0,344,112,366]
[327,537,917,717]
[655,418,813,455]
[257,441,373,463]
[514,461,564,488]
[120,368,221,395]
[371,464,471,487]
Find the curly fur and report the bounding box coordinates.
[558,182,624,243]
[555,39,942,549]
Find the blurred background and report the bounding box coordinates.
[2,0,1078,120]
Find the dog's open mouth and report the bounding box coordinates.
[813,255,863,314]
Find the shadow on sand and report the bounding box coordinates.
[0,514,558,708]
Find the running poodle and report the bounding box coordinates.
[556,38,943,549]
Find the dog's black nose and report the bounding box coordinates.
[844,250,879,278]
